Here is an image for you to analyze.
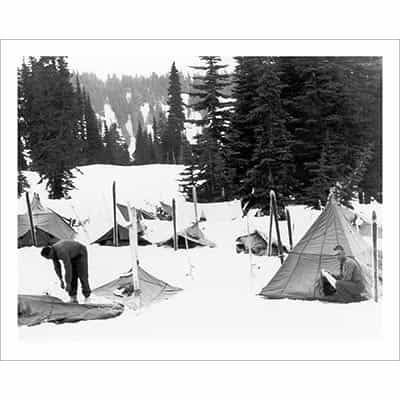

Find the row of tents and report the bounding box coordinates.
[18,192,382,327]
[18,194,217,249]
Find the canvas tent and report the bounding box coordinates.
[236,230,287,256]
[18,194,76,248]
[91,203,152,246]
[157,223,216,249]
[93,266,183,310]
[259,196,375,302]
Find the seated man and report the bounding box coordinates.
[322,245,366,303]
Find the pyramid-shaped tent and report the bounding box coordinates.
[93,266,183,309]
[18,194,76,248]
[259,196,374,302]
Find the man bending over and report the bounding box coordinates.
[41,240,91,303]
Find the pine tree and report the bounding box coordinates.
[152,116,162,162]
[103,122,130,165]
[166,62,185,162]
[17,60,30,196]
[75,76,88,165]
[157,111,169,162]
[305,130,342,208]
[134,122,147,165]
[25,57,80,199]
[185,56,232,201]
[179,135,199,200]
[243,58,296,210]
[223,57,263,200]
[84,93,104,163]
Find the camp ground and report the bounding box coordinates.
[17,165,383,343]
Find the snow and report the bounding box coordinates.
[18,164,382,344]
[125,114,135,156]
[140,102,150,124]
[103,100,118,127]
[125,90,132,103]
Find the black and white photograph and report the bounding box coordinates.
[0,39,399,364]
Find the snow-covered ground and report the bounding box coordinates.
[18,164,382,343]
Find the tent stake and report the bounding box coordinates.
[112,181,118,247]
[270,190,284,264]
[172,198,177,251]
[285,207,293,250]
[25,192,37,247]
[127,202,140,293]
[372,210,378,302]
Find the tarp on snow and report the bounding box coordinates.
[18,294,124,326]
[18,194,76,248]
[93,266,183,310]
[259,196,376,303]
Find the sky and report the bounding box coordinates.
[67,55,235,80]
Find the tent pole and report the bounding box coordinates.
[372,210,378,302]
[192,186,198,225]
[127,202,140,293]
[25,192,37,247]
[172,198,177,251]
[267,194,273,256]
[270,190,284,264]
[285,207,293,250]
[112,181,118,247]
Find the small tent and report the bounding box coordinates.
[91,203,152,246]
[236,230,287,256]
[93,266,183,310]
[18,194,76,248]
[259,196,375,302]
[157,223,216,248]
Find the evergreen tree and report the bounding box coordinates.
[75,76,88,165]
[103,122,130,165]
[243,58,296,210]
[278,57,382,207]
[134,122,147,165]
[84,93,104,163]
[152,116,162,162]
[179,135,199,200]
[17,60,30,196]
[223,57,263,200]
[166,62,186,162]
[25,57,80,199]
[185,56,232,201]
[157,111,169,162]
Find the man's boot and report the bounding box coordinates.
[69,295,78,304]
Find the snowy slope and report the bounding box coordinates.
[17,164,382,348]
